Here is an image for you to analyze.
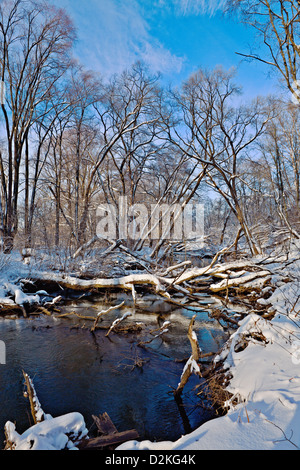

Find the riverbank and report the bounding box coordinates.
[1,244,300,450]
[118,247,300,450]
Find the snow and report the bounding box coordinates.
[23,372,47,423]
[180,357,201,382]
[5,413,88,451]
[191,330,199,344]
[118,253,300,451]
[119,312,300,450]
[1,248,300,450]
[0,253,41,307]
[112,312,132,326]
[5,284,40,306]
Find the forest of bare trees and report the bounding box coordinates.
[0,0,299,262]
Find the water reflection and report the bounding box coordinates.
[0,294,230,447]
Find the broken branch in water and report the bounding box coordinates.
[138,321,171,347]
[106,312,132,337]
[22,371,46,425]
[91,301,125,332]
[5,375,138,451]
[174,315,202,397]
[56,311,96,321]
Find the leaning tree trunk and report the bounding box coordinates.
[174,315,202,397]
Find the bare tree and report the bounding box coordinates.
[226,0,300,102]
[0,0,75,252]
[167,67,274,255]
[76,63,163,248]
[260,100,300,238]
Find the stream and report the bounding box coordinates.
[0,292,232,447]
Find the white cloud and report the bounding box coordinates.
[53,0,185,78]
[156,0,226,16]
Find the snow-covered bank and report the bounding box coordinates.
[117,254,300,451]
[1,246,300,450]
[5,413,88,451]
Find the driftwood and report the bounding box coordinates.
[138,321,171,347]
[77,412,139,450]
[91,301,125,332]
[0,303,27,317]
[174,315,202,397]
[77,429,139,450]
[106,312,132,337]
[22,371,45,425]
[92,412,118,435]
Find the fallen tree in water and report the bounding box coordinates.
[0,251,296,326]
[16,254,292,316]
[29,253,292,297]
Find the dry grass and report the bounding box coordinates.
[197,366,234,415]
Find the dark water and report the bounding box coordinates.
[0,294,230,447]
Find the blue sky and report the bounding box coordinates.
[52,0,280,99]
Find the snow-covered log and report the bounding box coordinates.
[32,272,165,293]
[210,271,272,293]
[5,283,40,306]
[22,371,46,425]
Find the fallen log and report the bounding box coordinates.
[29,272,165,293]
[78,412,139,450]
[22,371,46,425]
[77,429,139,450]
[92,412,117,435]
[210,271,271,293]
